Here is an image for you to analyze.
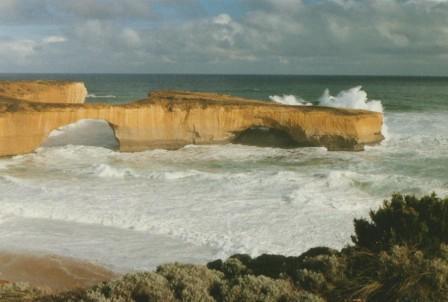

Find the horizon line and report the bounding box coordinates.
[1,72,448,78]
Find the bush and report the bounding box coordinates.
[0,282,44,302]
[156,263,222,302]
[35,262,321,302]
[352,193,448,253]
[336,245,448,302]
[218,275,320,302]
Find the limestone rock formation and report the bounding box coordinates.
[0,80,87,104]
[0,87,384,157]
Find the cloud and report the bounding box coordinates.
[121,29,141,48]
[0,0,153,24]
[42,36,67,44]
[0,39,35,63]
[1,0,448,74]
[213,14,233,26]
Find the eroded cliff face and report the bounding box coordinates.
[0,80,87,104]
[0,89,384,157]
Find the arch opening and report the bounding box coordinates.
[42,119,119,150]
[232,126,301,148]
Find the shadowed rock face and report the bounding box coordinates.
[233,127,301,148]
[0,80,87,104]
[0,87,384,157]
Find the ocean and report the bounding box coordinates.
[0,74,447,272]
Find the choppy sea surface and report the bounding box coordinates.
[0,74,447,272]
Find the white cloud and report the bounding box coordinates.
[121,28,141,48]
[213,14,232,25]
[0,39,36,64]
[1,0,448,74]
[42,36,67,44]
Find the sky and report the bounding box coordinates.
[0,0,448,75]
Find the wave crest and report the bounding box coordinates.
[270,86,383,113]
[269,95,312,106]
[318,86,383,113]
[87,94,117,99]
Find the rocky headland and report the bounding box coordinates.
[0,81,384,157]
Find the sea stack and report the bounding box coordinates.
[0,82,384,157]
[0,80,87,104]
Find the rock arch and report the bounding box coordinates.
[232,126,302,148]
[0,89,384,157]
[43,119,119,149]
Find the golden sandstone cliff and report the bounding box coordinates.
[0,80,87,104]
[0,81,384,157]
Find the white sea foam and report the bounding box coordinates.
[87,94,117,98]
[93,164,137,179]
[269,95,312,106]
[318,86,384,113]
[0,110,446,271]
[271,86,387,138]
[270,86,383,113]
[44,119,118,149]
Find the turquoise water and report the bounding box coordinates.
[0,74,447,271]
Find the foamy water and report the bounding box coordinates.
[270,86,383,112]
[0,104,447,271]
[0,74,447,272]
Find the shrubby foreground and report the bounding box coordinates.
[2,194,448,302]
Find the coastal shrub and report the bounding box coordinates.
[352,193,448,253]
[335,245,448,302]
[217,274,321,302]
[208,250,331,280]
[130,273,175,302]
[34,263,322,302]
[156,263,223,302]
[0,282,44,302]
[33,272,177,302]
[294,254,345,296]
[207,248,343,297]
[208,254,300,279]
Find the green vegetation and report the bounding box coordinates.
[2,193,448,302]
[0,282,44,302]
[30,264,318,302]
[353,193,448,253]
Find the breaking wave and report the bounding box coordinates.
[318,86,383,113]
[269,95,312,106]
[270,86,386,138]
[43,119,118,149]
[270,86,384,113]
[93,164,137,179]
[87,94,117,99]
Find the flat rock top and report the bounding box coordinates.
[0,89,380,117]
[0,80,83,87]
[142,91,378,116]
[0,81,85,97]
[0,80,87,105]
